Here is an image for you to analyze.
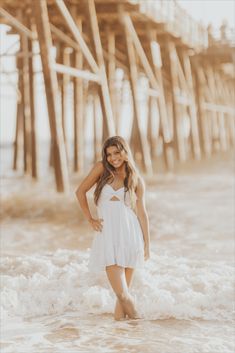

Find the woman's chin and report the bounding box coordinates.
[113,163,124,169]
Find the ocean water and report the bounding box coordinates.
[0,148,234,353]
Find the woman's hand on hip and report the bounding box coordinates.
[88,218,104,232]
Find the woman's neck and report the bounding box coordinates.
[114,164,125,176]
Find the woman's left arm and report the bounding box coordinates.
[135,177,150,261]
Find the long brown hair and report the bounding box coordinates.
[94,136,139,210]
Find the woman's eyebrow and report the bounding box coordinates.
[107,150,119,154]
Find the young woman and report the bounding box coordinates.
[75,136,150,320]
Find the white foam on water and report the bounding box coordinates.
[1,249,234,322]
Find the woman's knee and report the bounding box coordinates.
[116,291,129,303]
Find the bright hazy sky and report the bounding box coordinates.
[178,0,235,28]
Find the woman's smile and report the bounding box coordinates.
[111,160,121,165]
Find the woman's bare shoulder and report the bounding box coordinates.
[89,160,104,180]
[94,160,104,173]
[76,161,104,193]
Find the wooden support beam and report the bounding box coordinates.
[175,51,191,94]
[181,51,201,160]
[50,23,128,73]
[1,52,40,59]
[206,67,226,151]
[213,71,228,151]
[71,11,84,173]
[193,64,224,152]
[218,75,233,148]
[174,95,191,106]
[50,23,89,47]
[147,29,174,171]
[167,41,187,161]
[32,0,69,192]
[93,93,103,162]
[116,72,125,136]
[110,44,128,65]
[121,12,159,92]
[107,28,118,130]
[13,99,23,171]
[194,66,212,157]
[28,21,37,178]
[204,66,221,152]
[55,0,99,74]
[119,6,152,174]
[53,62,100,82]
[21,17,32,174]
[202,102,235,114]
[148,88,159,97]
[147,95,159,161]
[214,74,235,147]
[13,58,23,171]
[197,65,214,102]
[60,46,70,161]
[0,7,36,40]
[218,111,227,151]
[103,50,128,73]
[83,0,116,138]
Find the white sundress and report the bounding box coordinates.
[88,184,145,272]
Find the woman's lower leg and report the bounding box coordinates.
[116,291,138,319]
[114,268,135,320]
[106,265,138,320]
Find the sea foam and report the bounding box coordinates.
[1,249,234,321]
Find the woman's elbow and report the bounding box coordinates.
[136,208,148,220]
[75,186,84,199]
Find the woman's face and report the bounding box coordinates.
[106,145,126,169]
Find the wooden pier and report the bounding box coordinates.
[0,0,234,192]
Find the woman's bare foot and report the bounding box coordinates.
[114,299,126,321]
[117,292,139,319]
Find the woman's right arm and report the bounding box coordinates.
[75,161,104,231]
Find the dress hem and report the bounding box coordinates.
[88,261,145,273]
